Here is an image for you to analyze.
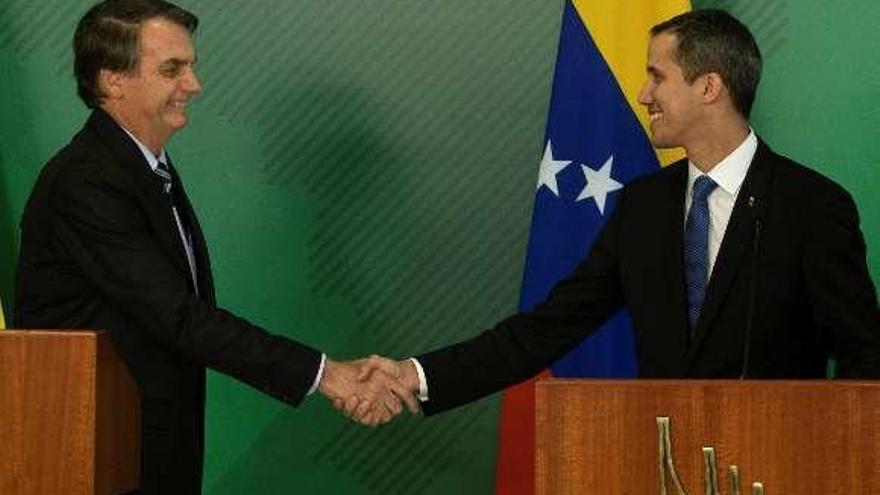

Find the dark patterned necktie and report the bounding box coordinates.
[155,161,199,295]
[684,175,718,334]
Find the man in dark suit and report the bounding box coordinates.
[348,9,880,419]
[14,0,414,492]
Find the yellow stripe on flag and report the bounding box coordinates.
[573,0,691,166]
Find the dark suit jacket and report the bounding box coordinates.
[15,109,322,493]
[418,141,880,415]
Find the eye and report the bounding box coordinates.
[646,68,663,84]
[158,61,185,78]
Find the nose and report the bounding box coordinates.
[637,80,652,106]
[183,67,202,95]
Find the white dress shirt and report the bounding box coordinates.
[685,131,757,276]
[121,127,200,291]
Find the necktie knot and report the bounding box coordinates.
[692,175,717,203]
[153,161,173,195]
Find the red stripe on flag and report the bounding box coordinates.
[494,370,552,495]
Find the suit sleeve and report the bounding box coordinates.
[50,160,322,405]
[417,189,630,415]
[803,183,880,378]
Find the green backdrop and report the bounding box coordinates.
[0,1,876,493]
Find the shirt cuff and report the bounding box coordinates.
[307,353,327,395]
[409,357,429,402]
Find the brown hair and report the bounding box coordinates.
[651,9,762,118]
[73,0,198,108]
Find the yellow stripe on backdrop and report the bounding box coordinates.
[574,0,690,166]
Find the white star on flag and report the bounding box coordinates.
[536,139,571,196]
[576,155,622,214]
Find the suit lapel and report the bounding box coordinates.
[688,141,774,357]
[166,158,215,303]
[87,110,194,283]
[660,162,691,364]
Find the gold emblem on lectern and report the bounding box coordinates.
[657,417,765,495]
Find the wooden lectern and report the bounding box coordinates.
[0,330,140,495]
[536,380,880,494]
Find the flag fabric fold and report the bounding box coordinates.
[494,1,689,493]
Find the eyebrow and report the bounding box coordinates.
[159,57,196,68]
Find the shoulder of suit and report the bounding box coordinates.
[756,141,852,201]
[39,117,136,194]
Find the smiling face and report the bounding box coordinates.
[637,32,706,150]
[102,17,201,152]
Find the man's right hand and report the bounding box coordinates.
[319,357,419,427]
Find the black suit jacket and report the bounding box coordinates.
[14,109,322,493]
[418,141,880,415]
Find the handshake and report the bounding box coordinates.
[318,355,422,427]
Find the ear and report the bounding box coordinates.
[701,72,725,104]
[98,69,126,100]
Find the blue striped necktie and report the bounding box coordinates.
[684,175,718,334]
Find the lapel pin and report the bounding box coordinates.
[748,196,755,207]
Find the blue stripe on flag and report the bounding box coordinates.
[519,1,661,378]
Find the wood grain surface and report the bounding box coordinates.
[536,380,880,494]
[0,330,140,495]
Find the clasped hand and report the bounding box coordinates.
[318,355,420,426]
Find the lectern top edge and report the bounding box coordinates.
[1,329,103,338]
[537,378,880,389]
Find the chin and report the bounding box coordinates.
[165,116,189,131]
[651,140,678,150]
[649,136,670,149]
[648,130,679,150]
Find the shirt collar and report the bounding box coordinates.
[119,126,168,171]
[687,130,757,197]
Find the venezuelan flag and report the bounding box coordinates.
[494,1,689,493]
